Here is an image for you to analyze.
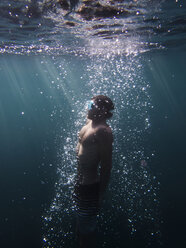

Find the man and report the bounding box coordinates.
[74,95,114,248]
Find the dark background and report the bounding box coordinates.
[0,49,186,248]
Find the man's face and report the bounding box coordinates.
[87,100,99,120]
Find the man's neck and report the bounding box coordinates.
[91,118,107,126]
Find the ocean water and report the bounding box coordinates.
[0,1,186,248]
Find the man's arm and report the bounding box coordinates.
[97,127,113,197]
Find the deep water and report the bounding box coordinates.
[146,50,186,248]
[0,1,186,248]
[1,49,186,248]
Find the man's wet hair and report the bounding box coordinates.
[92,95,114,119]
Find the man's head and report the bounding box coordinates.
[87,95,114,121]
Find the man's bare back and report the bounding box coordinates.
[77,119,113,186]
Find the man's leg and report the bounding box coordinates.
[76,215,97,248]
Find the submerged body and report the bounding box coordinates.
[74,95,114,248]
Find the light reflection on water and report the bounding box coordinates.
[41,49,162,247]
[2,0,184,56]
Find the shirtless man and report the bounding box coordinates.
[74,95,114,248]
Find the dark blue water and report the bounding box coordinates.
[0,1,186,248]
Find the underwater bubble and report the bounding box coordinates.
[41,49,162,247]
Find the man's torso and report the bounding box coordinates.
[77,120,111,185]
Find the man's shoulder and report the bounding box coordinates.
[96,125,113,143]
[96,124,112,133]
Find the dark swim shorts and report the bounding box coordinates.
[74,182,100,234]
